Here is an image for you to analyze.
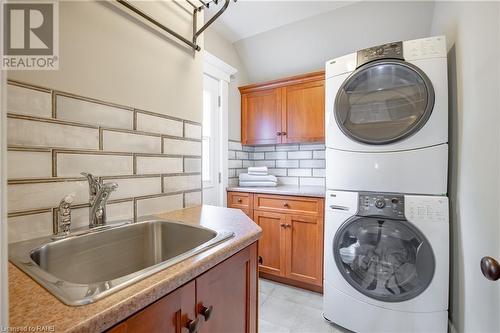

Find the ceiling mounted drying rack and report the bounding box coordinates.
[116,0,234,51]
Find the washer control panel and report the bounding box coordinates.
[358,193,405,220]
[357,41,404,67]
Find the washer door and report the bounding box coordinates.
[333,217,435,302]
[335,60,435,145]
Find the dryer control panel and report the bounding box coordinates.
[357,193,405,220]
[357,41,403,67]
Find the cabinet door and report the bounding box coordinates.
[107,281,196,333]
[253,210,286,276]
[196,243,258,333]
[282,80,325,143]
[285,214,324,287]
[241,88,282,145]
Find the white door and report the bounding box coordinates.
[202,74,221,205]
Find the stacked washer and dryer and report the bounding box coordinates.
[323,36,450,333]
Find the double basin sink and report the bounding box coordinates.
[9,219,234,306]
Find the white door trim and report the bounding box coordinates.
[203,51,236,207]
[0,0,8,325]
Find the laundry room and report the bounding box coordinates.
[0,1,499,333]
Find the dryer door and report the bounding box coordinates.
[335,60,434,145]
[333,217,435,302]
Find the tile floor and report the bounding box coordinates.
[259,279,349,333]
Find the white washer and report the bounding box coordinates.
[323,190,449,333]
[325,36,448,194]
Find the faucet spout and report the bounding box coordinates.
[89,182,118,228]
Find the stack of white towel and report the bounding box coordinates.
[239,167,277,187]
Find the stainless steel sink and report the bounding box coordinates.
[9,219,234,306]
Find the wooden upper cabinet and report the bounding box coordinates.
[282,80,325,143]
[241,88,282,145]
[240,71,325,145]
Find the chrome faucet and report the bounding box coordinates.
[81,172,118,228]
[52,195,74,240]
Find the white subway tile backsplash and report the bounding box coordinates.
[57,153,133,177]
[8,118,99,150]
[184,158,201,173]
[265,151,287,160]
[184,123,202,139]
[254,145,275,152]
[8,181,89,212]
[268,168,287,176]
[287,168,312,177]
[7,85,52,118]
[137,194,183,217]
[300,143,325,150]
[242,146,255,152]
[275,144,299,151]
[300,159,326,168]
[8,150,52,179]
[277,177,299,185]
[254,160,275,168]
[57,95,133,129]
[103,130,161,153]
[111,177,162,200]
[251,152,264,160]
[288,151,312,159]
[313,150,326,159]
[300,177,326,186]
[8,212,53,243]
[184,191,202,207]
[228,141,242,151]
[235,151,249,160]
[276,160,299,168]
[242,160,253,168]
[136,156,183,174]
[163,174,201,192]
[228,150,236,159]
[163,138,201,156]
[136,112,183,137]
[229,160,243,169]
[313,168,326,177]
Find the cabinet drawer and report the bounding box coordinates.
[228,192,252,208]
[254,194,323,215]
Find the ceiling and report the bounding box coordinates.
[204,0,357,42]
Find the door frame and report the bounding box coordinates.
[0,0,8,324]
[203,51,236,207]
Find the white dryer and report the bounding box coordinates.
[323,190,449,333]
[325,36,448,194]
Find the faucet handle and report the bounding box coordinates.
[52,194,74,240]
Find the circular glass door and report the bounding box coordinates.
[333,217,435,302]
[335,60,434,144]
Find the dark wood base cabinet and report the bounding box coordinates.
[108,243,258,333]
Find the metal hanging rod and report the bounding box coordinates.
[116,0,234,52]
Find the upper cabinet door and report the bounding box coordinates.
[282,80,325,144]
[241,88,282,145]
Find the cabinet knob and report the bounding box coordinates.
[200,305,214,321]
[258,256,263,264]
[186,317,200,333]
[237,198,242,203]
[280,223,286,227]
[481,256,500,281]
[283,202,290,208]
[276,132,282,136]
[281,132,287,136]
[287,224,291,228]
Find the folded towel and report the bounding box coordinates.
[248,166,268,175]
[239,173,277,183]
[239,181,277,187]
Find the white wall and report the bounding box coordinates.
[204,29,249,141]
[430,2,500,332]
[234,1,435,83]
[8,1,204,122]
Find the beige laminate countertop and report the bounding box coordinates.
[227,185,326,198]
[8,205,261,333]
